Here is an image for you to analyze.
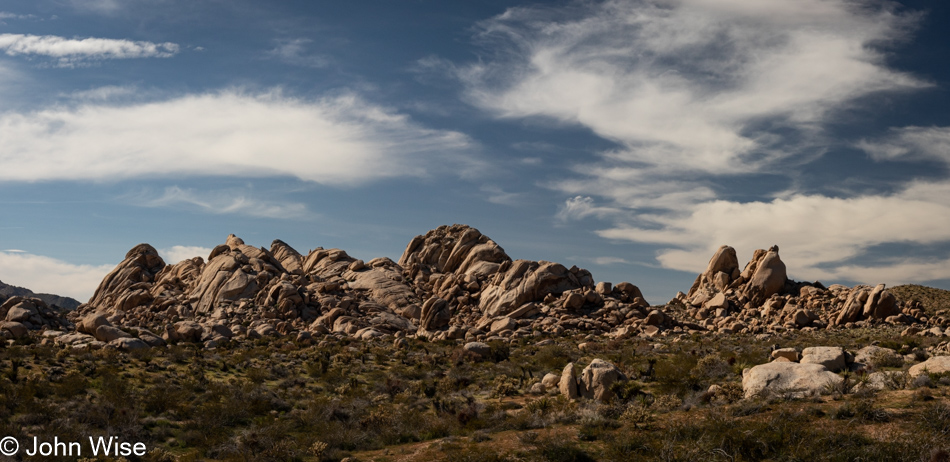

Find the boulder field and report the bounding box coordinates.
[5,224,945,351]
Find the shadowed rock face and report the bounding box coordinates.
[67,224,653,346]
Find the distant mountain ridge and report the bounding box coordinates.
[0,279,81,310]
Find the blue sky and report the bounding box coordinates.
[1,0,949,303]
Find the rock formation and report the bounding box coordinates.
[8,228,934,348]
[674,245,926,335]
[65,224,651,347]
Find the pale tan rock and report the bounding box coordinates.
[742,246,786,305]
[95,325,132,342]
[559,363,578,399]
[771,347,799,362]
[742,362,843,398]
[801,346,846,372]
[578,359,626,401]
[909,356,950,377]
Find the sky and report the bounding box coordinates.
[0,0,949,304]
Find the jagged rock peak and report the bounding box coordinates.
[79,243,166,316]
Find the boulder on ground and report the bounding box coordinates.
[909,355,950,377]
[110,337,149,351]
[800,346,847,372]
[771,347,799,362]
[463,341,491,359]
[95,325,132,342]
[578,359,626,401]
[742,362,843,398]
[559,363,578,399]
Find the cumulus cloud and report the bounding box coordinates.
[159,245,213,264]
[0,90,479,185]
[143,186,310,219]
[0,251,113,301]
[597,180,950,284]
[461,0,943,285]
[0,34,179,65]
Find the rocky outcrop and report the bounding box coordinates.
[61,224,654,347]
[677,245,922,335]
[0,280,81,310]
[82,244,165,316]
[0,296,71,339]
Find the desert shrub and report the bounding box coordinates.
[609,380,645,403]
[691,354,732,382]
[653,352,702,395]
[490,375,521,398]
[55,370,89,398]
[526,435,596,462]
[919,402,950,436]
[533,344,575,371]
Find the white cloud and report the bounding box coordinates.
[0,34,179,65]
[0,90,479,185]
[462,0,927,206]
[0,251,112,301]
[555,196,623,222]
[159,245,213,264]
[858,126,950,163]
[592,256,631,265]
[66,85,139,101]
[0,12,37,21]
[462,0,945,286]
[143,186,310,219]
[597,180,950,284]
[481,185,524,206]
[268,38,328,68]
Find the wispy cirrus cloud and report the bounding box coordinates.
[0,33,179,66]
[0,90,481,185]
[858,126,950,164]
[142,186,310,219]
[268,38,329,68]
[458,0,945,286]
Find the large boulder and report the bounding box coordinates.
[741,246,787,305]
[399,224,511,278]
[479,260,591,318]
[80,243,165,315]
[686,245,740,301]
[862,284,899,319]
[420,297,452,331]
[559,363,579,399]
[909,356,950,377]
[800,346,847,372]
[578,359,626,401]
[742,362,843,398]
[344,262,418,312]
